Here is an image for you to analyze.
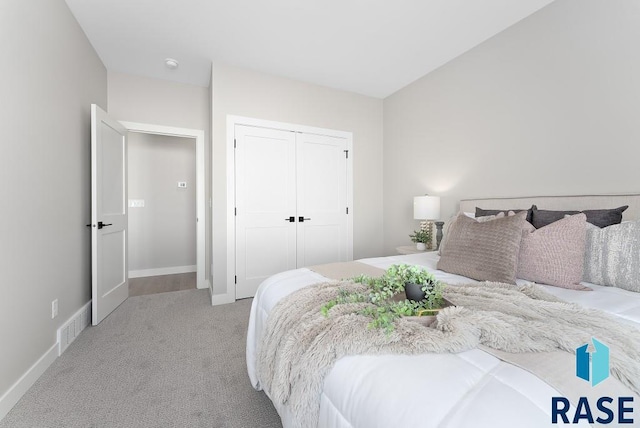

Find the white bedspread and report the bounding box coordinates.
[246,252,640,428]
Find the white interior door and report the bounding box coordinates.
[91,104,128,325]
[235,125,297,299]
[296,133,349,267]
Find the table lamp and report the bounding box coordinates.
[413,195,444,250]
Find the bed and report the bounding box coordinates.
[246,195,640,428]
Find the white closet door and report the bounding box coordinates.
[235,125,297,299]
[296,133,349,267]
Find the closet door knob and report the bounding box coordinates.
[284,216,295,222]
[299,217,311,222]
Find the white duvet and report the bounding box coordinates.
[246,252,640,428]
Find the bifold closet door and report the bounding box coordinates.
[235,125,297,299]
[296,133,348,267]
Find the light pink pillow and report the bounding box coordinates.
[517,213,590,290]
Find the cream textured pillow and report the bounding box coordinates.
[437,211,527,284]
[517,213,590,290]
[476,212,506,222]
[583,220,640,292]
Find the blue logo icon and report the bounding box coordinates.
[576,338,609,387]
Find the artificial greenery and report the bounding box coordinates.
[320,264,446,333]
[409,222,433,245]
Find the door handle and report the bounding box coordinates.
[298,217,311,222]
[97,221,113,229]
[284,216,295,222]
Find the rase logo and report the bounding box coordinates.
[552,338,634,425]
[576,338,609,387]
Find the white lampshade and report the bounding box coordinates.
[413,195,440,220]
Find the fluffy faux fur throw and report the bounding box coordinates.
[256,281,640,428]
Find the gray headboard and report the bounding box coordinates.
[459,194,640,221]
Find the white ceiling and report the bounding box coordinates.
[65,0,554,98]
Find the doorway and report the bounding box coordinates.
[121,122,207,292]
[127,133,196,296]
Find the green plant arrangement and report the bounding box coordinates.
[409,228,432,245]
[320,264,446,333]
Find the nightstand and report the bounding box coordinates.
[396,245,429,255]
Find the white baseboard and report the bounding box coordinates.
[199,279,211,292]
[210,290,235,306]
[129,265,196,278]
[208,264,234,305]
[57,301,91,356]
[0,344,57,421]
[0,300,92,421]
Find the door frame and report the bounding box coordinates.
[221,115,353,304]
[120,121,208,290]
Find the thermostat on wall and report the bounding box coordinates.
[177,182,187,188]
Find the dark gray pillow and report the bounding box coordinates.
[531,206,628,229]
[475,205,536,223]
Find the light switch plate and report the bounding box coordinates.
[129,199,145,208]
[177,182,187,188]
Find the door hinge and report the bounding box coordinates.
[234,275,237,284]
[344,150,349,159]
[234,138,237,149]
[346,207,349,214]
[234,207,237,216]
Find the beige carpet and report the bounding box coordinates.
[0,290,281,428]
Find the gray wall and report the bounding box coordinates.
[383,0,640,255]
[212,63,384,295]
[0,0,107,399]
[107,72,211,279]
[128,133,196,272]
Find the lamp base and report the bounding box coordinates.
[419,220,435,250]
[435,221,445,250]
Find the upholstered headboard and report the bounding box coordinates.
[459,194,640,221]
